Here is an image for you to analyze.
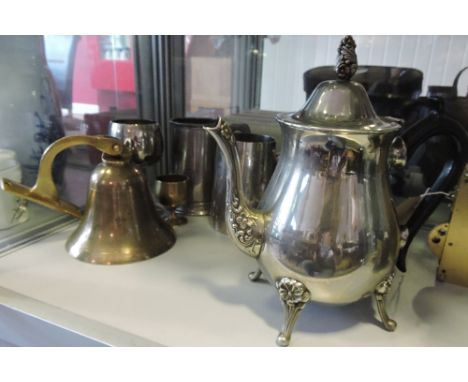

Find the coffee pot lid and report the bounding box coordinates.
[277,36,401,133]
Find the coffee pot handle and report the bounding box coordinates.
[395,111,468,272]
[0,135,123,218]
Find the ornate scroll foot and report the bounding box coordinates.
[374,273,397,332]
[275,277,311,347]
[248,268,263,282]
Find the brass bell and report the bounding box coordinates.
[1,135,175,265]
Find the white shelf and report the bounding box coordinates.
[0,217,467,346]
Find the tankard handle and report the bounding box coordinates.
[0,135,123,219]
[395,111,468,272]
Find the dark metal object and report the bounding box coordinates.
[171,117,218,216]
[155,174,189,226]
[336,35,357,80]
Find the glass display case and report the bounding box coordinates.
[0,35,140,253]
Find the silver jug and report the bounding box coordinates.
[203,36,464,346]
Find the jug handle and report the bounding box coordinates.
[395,111,468,272]
[0,135,123,219]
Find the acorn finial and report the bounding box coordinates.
[336,35,357,80]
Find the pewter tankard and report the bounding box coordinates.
[204,36,465,346]
[171,118,218,216]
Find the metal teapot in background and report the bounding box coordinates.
[1,121,176,265]
[204,36,466,346]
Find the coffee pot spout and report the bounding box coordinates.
[203,118,265,258]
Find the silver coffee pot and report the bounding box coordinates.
[204,36,464,346]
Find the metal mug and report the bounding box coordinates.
[210,132,276,234]
[170,118,218,216]
[108,119,163,164]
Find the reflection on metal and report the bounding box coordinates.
[108,119,163,164]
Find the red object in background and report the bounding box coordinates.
[72,36,136,112]
[92,60,135,92]
[72,36,99,106]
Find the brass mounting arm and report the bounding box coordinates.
[1,135,123,218]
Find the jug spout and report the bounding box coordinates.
[203,118,265,258]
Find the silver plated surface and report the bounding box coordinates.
[108,119,163,164]
[203,36,408,346]
[374,272,397,331]
[206,117,401,304]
